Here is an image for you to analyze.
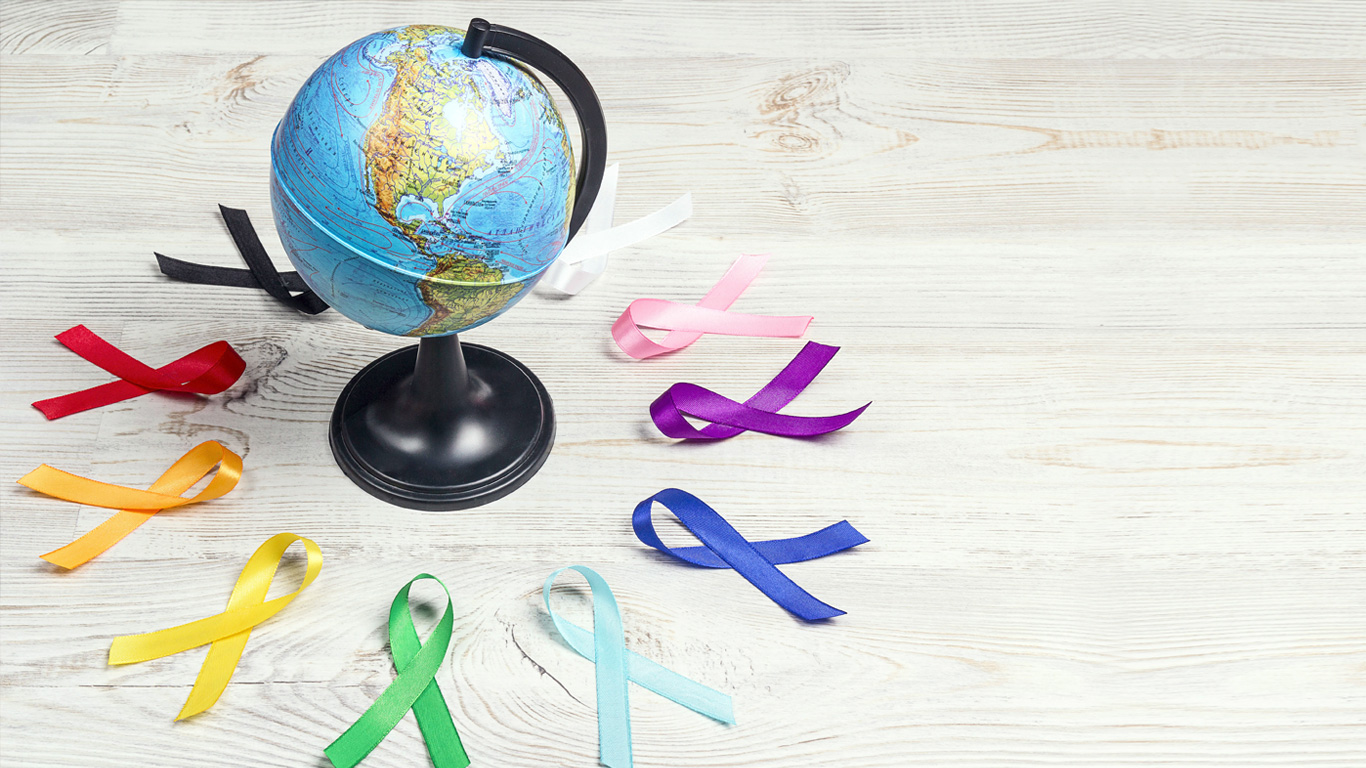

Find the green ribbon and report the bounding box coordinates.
[325,574,468,768]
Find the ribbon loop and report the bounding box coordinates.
[108,532,322,720]
[155,205,328,314]
[633,489,868,621]
[31,325,245,420]
[544,565,733,768]
[17,441,242,569]
[541,164,693,296]
[326,574,468,768]
[650,341,870,439]
[611,254,811,359]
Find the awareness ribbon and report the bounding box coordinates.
[541,164,693,296]
[326,574,468,768]
[31,325,245,420]
[155,205,329,314]
[650,341,870,439]
[108,532,322,720]
[611,254,812,359]
[17,440,242,569]
[633,489,869,621]
[544,565,734,768]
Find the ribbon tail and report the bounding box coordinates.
[40,509,154,569]
[597,671,633,768]
[323,658,452,768]
[154,207,327,314]
[545,567,633,768]
[593,602,632,768]
[19,465,220,511]
[697,402,869,439]
[31,378,153,420]
[219,205,329,314]
[640,522,869,569]
[683,394,867,438]
[175,630,250,720]
[559,614,734,732]
[411,681,469,768]
[751,521,870,564]
[55,324,165,384]
[325,688,425,768]
[625,650,735,725]
[724,551,848,621]
[541,162,619,296]
[545,193,694,296]
[156,253,310,292]
[108,598,282,665]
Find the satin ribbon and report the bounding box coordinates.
[633,489,868,621]
[544,565,734,768]
[30,325,245,420]
[611,254,812,359]
[541,164,693,296]
[650,341,870,439]
[108,532,322,720]
[17,441,242,569]
[326,574,468,768]
[155,205,329,314]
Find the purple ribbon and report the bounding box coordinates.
[649,341,870,440]
[633,488,869,621]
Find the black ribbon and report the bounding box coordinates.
[154,205,330,315]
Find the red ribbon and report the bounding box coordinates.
[31,326,245,420]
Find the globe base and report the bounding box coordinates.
[329,335,554,511]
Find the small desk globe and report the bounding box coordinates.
[270,19,606,510]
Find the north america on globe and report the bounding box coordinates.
[270,24,576,337]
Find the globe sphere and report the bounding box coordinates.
[270,24,576,336]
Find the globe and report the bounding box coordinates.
[269,23,576,337]
[270,19,607,512]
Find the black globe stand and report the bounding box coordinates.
[329,334,555,510]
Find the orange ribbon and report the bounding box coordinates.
[17,441,242,569]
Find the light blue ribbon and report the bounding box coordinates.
[543,565,735,768]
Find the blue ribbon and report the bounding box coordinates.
[632,488,869,621]
[543,565,734,768]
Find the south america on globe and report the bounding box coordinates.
[270,24,576,337]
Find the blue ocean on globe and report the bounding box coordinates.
[270,24,576,336]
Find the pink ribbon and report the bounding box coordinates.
[611,255,812,359]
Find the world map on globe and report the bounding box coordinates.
[270,24,576,336]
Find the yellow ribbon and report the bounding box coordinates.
[108,532,323,720]
[17,441,242,569]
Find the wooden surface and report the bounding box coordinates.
[2,1,1364,766]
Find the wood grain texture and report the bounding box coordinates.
[2,1,1364,766]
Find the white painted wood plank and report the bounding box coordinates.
[3,55,1363,238]
[96,0,1366,59]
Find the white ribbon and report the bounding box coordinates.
[541,164,692,296]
